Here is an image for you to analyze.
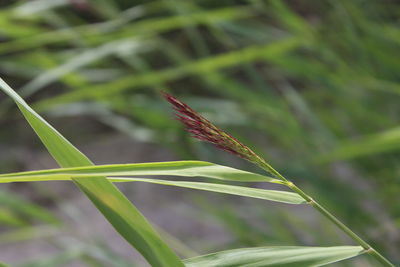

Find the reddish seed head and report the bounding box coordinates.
[162,92,262,162]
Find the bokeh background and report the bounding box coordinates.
[0,0,399,266]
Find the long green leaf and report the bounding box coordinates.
[0,161,278,183]
[319,126,400,161]
[0,191,59,225]
[0,174,302,204]
[183,246,365,267]
[114,178,304,204]
[34,37,301,109]
[0,6,253,54]
[0,77,183,267]
[0,161,300,204]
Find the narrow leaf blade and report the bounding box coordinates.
[0,171,303,204]
[113,178,305,204]
[183,246,365,267]
[0,78,183,267]
[0,161,279,183]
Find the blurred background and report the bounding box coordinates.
[0,0,399,266]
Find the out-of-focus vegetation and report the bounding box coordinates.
[0,0,399,266]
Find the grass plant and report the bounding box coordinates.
[0,78,396,266]
[0,1,399,266]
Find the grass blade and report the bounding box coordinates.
[113,178,304,204]
[0,77,183,267]
[183,246,365,267]
[0,161,279,183]
[33,37,301,109]
[319,126,400,161]
[0,161,300,204]
[0,191,59,225]
[0,176,302,205]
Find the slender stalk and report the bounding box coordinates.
[162,92,395,266]
[257,160,395,267]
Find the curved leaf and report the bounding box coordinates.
[0,161,279,183]
[113,178,304,204]
[0,172,303,204]
[0,78,183,267]
[319,126,400,161]
[183,246,365,267]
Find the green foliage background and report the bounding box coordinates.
[0,0,399,266]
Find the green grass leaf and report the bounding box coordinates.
[0,77,183,267]
[0,161,278,183]
[0,191,60,225]
[0,177,301,206]
[0,5,253,54]
[112,178,304,204]
[319,126,400,161]
[33,37,301,110]
[0,161,301,204]
[183,246,365,267]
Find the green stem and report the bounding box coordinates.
[257,160,394,267]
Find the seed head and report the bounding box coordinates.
[162,92,267,165]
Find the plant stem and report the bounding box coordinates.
[257,160,395,267]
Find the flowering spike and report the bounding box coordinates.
[162,92,272,169]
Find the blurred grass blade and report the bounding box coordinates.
[33,37,301,109]
[15,0,68,16]
[0,191,60,225]
[183,246,364,267]
[319,126,400,161]
[0,77,184,267]
[20,38,145,97]
[0,161,279,183]
[0,5,253,54]
[0,225,59,245]
[268,0,312,36]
